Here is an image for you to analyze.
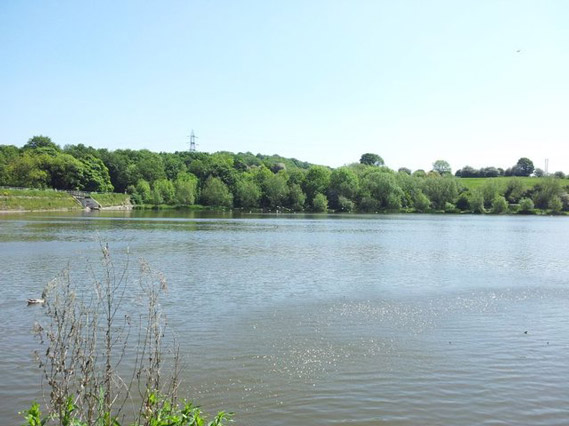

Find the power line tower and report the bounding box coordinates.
[189,130,198,152]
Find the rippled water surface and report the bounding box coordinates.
[1,211,568,425]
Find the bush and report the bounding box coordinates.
[455,193,470,211]
[135,179,152,203]
[200,176,233,208]
[549,196,563,214]
[561,193,569,211]
[312,192,328,212]
[491,196,508,214]
[386,192,402,210]
[174,173,198,205]
[337,195,355,212]
[414,192,430,212]
[444,202,456,213]
[508,203,520,214]
[358,196,379,213]
[469,190,485,214]
[519,198,535,213]
[153,179,176,204]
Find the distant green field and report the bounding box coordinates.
[91,192,131,207]
[0,188,80,211]
[457,177,555,191]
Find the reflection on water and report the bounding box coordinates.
[0,212,568,425]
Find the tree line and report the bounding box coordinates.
[1,136,568,214]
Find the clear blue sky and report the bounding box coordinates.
[1,1,568,173]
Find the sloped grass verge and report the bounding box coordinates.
[0,188,80,211]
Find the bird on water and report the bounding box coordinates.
[27,289,47,305]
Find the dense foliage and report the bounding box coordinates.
[2,136,569,214]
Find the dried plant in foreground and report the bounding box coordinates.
[29,244,231,426]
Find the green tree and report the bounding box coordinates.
[161,153,188,180]
[513,157,534,177]
[23,135,60,155]
[360,171,403,210]
[432,160,451,175]
[63,143,101,159]
[187,158,211,180]
[491,196,508,214]
[98,149,132,193]
[5,152,49,188]
[480,180,501,209]
[79,154,113,192]
[150,187,164,205]
[0,145,21,185]
[303,165,331,205]
[135,179,152,203]
[469,190,485,213]
[455,193,470,211]
[358,196,380,212]
[153,179,175,204]
[136,150,167,184]
[174,172,198,205]
[233,175,261,209]
[337,195,355,212]
[504,178,525,203]
[359,153,384,166]
[414,191,431,212]
[395,171,421,208]
[532,178,562,209]
[234,152,262,170]
[287,183,306,211]
[549,196,563,213]
[252,165,273,186]
[444,202,456,213]
[312,192,328,212]
[561,194,569,212]
[200,176,233,207]
[519,197,535,213]
[422,176,459,210]
[44,153,86,190]
[263,171,289,210]
[328,167,359,210]
[286,168,307,186]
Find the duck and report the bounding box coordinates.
[27,289,47,305]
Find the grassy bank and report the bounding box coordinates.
[458,176,542,191]
[90,192,131,207]
[0,188,80,211]
[0,189,132,211]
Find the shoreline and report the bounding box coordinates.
[0,205,133,214]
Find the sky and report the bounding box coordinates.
[1,1,568,173]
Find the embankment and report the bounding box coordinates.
[0,188,131,212]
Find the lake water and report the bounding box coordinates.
[1,211,568,425]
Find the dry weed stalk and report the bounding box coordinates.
[33,244,181,425]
